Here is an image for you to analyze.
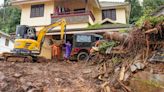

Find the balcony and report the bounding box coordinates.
[51,11,95,24]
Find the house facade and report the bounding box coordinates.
[0,31,14,54]
[11,0,130,59]
[12,0,130,30]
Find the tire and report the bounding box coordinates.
[77,52,89,62]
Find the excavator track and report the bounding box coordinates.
[2,52,33,62]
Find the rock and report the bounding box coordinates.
[130,71,164,92]
[0,71,5,80]
[114,67,120,73]
[82,69,92,74]
[27,88,42,92]
[13,73,22,78]
[123,71,131,81]
[16,87,25,92]
[54,78,62,82]
[0,57,4,61]
[134,62,145,70]
[150,68,154,74]
[130,65,137,72]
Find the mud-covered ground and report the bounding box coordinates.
[0,61,100,92]
[0,61,163,92]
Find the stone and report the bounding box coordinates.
[130,65,137,72]
[13,73,22,78]
[114,67,120,73]
[27,88,41,92]
[0,71,5,80]
[124,71,131,81]
[82,69,92,74]
[134,62,145,70]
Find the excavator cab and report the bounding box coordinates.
[16,25,37,40]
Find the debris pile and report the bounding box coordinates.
[89,17,164,92]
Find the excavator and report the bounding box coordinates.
[3,18,66,62]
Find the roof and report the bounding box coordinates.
[11,0,52,5]
[0,31,14,42]
[47,24,131,35]
[151,5,164,16]
[11,0,100,8]
[0,31,10,38]
[100,1,129,9]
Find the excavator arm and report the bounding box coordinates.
[37,18,66,44]
[36,18,66,50]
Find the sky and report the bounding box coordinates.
[0,0,4,6]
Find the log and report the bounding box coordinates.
[119,66,125,81]
[101,82,111,92]
[145,28,158,34]
[103,32,129,43]
[117,79,131,92]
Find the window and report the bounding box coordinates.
[76,35,91,42]
[5,39,9,46]
[102,9,116,20]
[30,4,44,18]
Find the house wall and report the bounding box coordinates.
[20,0,127,28]
[54,0,86,11]
[92,8,127,24]
[93,8,102,23]
[20,0,94,31]
[116,8,126,24]
[0,35,14,54]
[20,1,54,26]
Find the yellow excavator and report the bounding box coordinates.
[3,18,66,62]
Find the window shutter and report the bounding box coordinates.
[30,4,44,18]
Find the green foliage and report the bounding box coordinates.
[119,29,129,33]
[0,5,21,33]
[98,41,116,53]
[143,0,164,14]
[128,0,143,24]
[135,0,164,26]
[111,57,122,64]
[87,23,102,29]
[126,0,164,24]
[134,77,164,88]
[136,15,164,27]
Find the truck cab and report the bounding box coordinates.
[68,34,102,61]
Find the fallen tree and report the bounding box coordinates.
[89,16,164,92]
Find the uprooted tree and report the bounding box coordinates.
[89,16,164,92]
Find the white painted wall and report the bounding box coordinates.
[0,35,14,53]
[20,1,54,26]
[116,8,126,24]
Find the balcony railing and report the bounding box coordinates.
[51,11,95,24]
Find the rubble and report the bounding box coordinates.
[88,17,164,92]
[13,73,22,78]
[0,17,163,92]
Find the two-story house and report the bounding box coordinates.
[0,31,14,54]
[11,0,130,59]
